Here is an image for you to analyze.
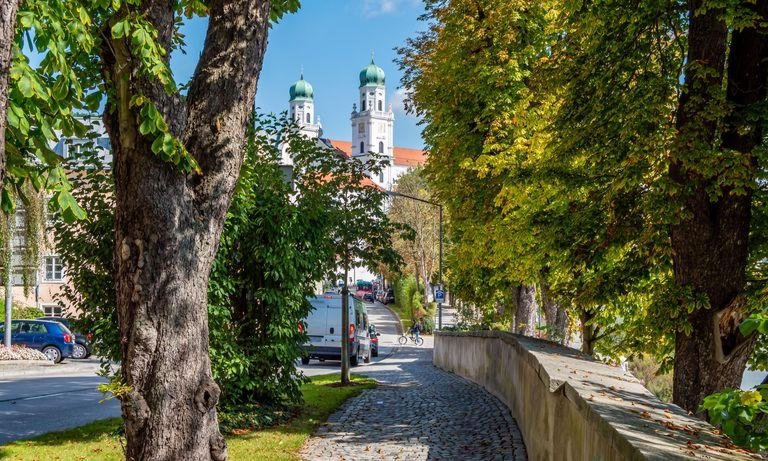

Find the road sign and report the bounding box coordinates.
[435,288,445,303]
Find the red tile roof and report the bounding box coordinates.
[328,139,426,167]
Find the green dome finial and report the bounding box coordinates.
[289,71,313,101]
[359,55,385,87]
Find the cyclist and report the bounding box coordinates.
[411,318,423,343]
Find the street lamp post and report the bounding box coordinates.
[386,190,444,330]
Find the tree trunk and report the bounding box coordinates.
[0,0,18,198]
[511,284,537,336]
[670,0,768,414]
[341,264,350,385]
[579,308,596,355]
[540,282,568,344]
[100,0,272,459]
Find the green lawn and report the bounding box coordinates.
[0,374,376,461]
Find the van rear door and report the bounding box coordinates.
[325,300,342,346]
[306,297,328,348]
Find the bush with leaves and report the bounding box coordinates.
[0,302,43,321]
[701,385,768,451]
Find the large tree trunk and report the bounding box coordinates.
[100,0,272,459]
[511,284,537,336]
[670,0,767,414]
[0,0,19,198]
[579,308,596,355]
[540,282,568,344]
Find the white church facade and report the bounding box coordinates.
[282,58,426,190]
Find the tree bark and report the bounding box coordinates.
[670,0,768,413]
[579,308,596,355]
[100,0,272,459]
[0,0,19,198]
[341,264,350,385]
[511,284,537,336]
[540,282,568,344]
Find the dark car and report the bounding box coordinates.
[38,316,93,359]
[382,289,395,304]
[369,324,381,357]
[0,319,75,363]
[363,292,375,303]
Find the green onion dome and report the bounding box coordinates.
[289,74,314,101]
[359,59,386,86]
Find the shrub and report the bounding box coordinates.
[701,385,768,451]
[627,356,673,403]
[421,316,435,334]
[0,302,44,321]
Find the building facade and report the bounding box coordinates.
[284,58,425,190]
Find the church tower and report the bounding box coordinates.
[289,72,321,139]
[351,57,394,188]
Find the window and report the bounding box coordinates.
[43,304,63,317]
[361,100,366,111]
[45,256,64,281]
[306,113,311,123]
[379,170,384,183]
[378,141,384,153]
[360,142,365,154]
[378,100,382,111]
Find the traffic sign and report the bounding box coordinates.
[434,288,445,303]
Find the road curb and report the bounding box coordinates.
[0,360,55,377]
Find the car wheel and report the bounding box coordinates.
[72,343,87,359]
[301,356,310,365]
[372,347,378,357]
[42,346,62,363]
[350,350,359,367]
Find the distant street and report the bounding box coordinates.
[298,300,404,377]
[0,359,120,444]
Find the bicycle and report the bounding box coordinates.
[398,332,424,346]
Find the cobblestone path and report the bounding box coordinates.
[301,344,527,460]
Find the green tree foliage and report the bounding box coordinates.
[52,143,118,366]
[54,112,405,411]
[399,0,768,422]
[701,385,768,451]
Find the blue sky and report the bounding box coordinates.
[171,0,427,149]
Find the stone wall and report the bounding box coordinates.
[434,331,753,461]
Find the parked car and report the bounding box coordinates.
[0,319,75,363]
[38,316,93,359]
[301,293,371,366]
[363,292,375,303]
[382,289,395,304]
[369,324,380,357]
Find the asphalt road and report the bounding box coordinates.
[0,359,120,444]
[298,300,406,377]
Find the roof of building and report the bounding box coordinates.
[326,139,426,167]
[289,74,314,101]
[359,59,386,87]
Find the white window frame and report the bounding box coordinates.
[44,255,64,282]
[42,304,63,317]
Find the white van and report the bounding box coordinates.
[301,293,371,366]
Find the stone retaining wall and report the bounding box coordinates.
[434,331,754,461]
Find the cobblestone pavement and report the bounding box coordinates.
[301,344,527,460]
